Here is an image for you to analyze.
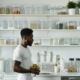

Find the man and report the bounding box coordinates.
[13,28,40,80]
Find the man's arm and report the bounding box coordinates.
[13,60,39,74]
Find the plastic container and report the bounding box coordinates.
[0,20,3,29]
[0,38,8,45]
[0,6,11,14]
[33,38,41,45]
[66,21,77,29]
[9,39,17,45]
[23,20,29,28]
[14,20,18,29]
[25,5,31,14]
[8,20,14,29]
[41,38,51,45]
[3,20,8,29]
[30,21,41,29]
[51,38,60,45]
[36,6,43,14]
[31,6,36,14]
[18,20,24,29]
[42,20,52,29]
[13,5,20,14]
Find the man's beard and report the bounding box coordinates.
[27,41,32,46]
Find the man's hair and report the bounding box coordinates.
[20,28,33,38]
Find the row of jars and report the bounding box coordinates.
[0,20,80,29]
[0,5,67,14]
[0,38,21,45]
[33,38,80,45]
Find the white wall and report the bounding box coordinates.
[0,0,69,6]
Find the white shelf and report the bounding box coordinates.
[0,29,80,31]
[0,14,80,17]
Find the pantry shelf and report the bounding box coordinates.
[0,29,80,31]
[0,14,80,17]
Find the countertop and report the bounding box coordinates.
[3,72,80,77]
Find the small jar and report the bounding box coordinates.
[9,39,17,45]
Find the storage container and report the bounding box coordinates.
[31,6,36,14]
[3,20,8,29]
[0,38,8,45]
[41,38,51,45]
[25,5,31,14]
[33,38,41,45]
[23,20,29,28]
[0,20,3,29]
[9,38,17,45]
[8,20,14,29]
[36,6,43,14]
[0,6,11,14]
[13,5,20,14]
[66,21,77,29]
[18,20,24,29]
[42,20,52,29]
[14,20,18,29]
[30,21,41,29]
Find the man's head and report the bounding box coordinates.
[20,28,33,46]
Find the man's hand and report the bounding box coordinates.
[31,70,40,75]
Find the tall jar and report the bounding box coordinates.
[69,58,75,72]
[66,21,77,29]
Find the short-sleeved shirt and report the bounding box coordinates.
[13,45,32,80]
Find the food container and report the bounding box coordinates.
[0,6,11,14]
[33,38,41,45]
[3,20,8,29]
[69,58,75,72]
[0,20,3,29]
[30,21,41,29]
[9,39,17,45]
[42,5,48,14]
[51,38,60,45]
[25,5,31,14]
[36,6,43,14]
[64,38,70,45]
[23,20,29,28]
[18,20,24,29]
[8,20,14,29]
[42,20,52,29]
[77,21,80,30]
[14,20,18,29]
[0,38,9,45]
[41,38,51,45]
[31,6,36,14]
[66,21,77,29]
[13,5,20,14]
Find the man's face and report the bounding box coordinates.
[24,34,34,46]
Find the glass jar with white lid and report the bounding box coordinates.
[23,20,29,28]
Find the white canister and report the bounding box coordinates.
[0,58,4,72]
[54,66,58,73]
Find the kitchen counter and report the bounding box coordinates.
[4,72,80,77]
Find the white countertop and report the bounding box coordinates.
[4,72,80,77]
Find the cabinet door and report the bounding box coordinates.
[4,76,17,80]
